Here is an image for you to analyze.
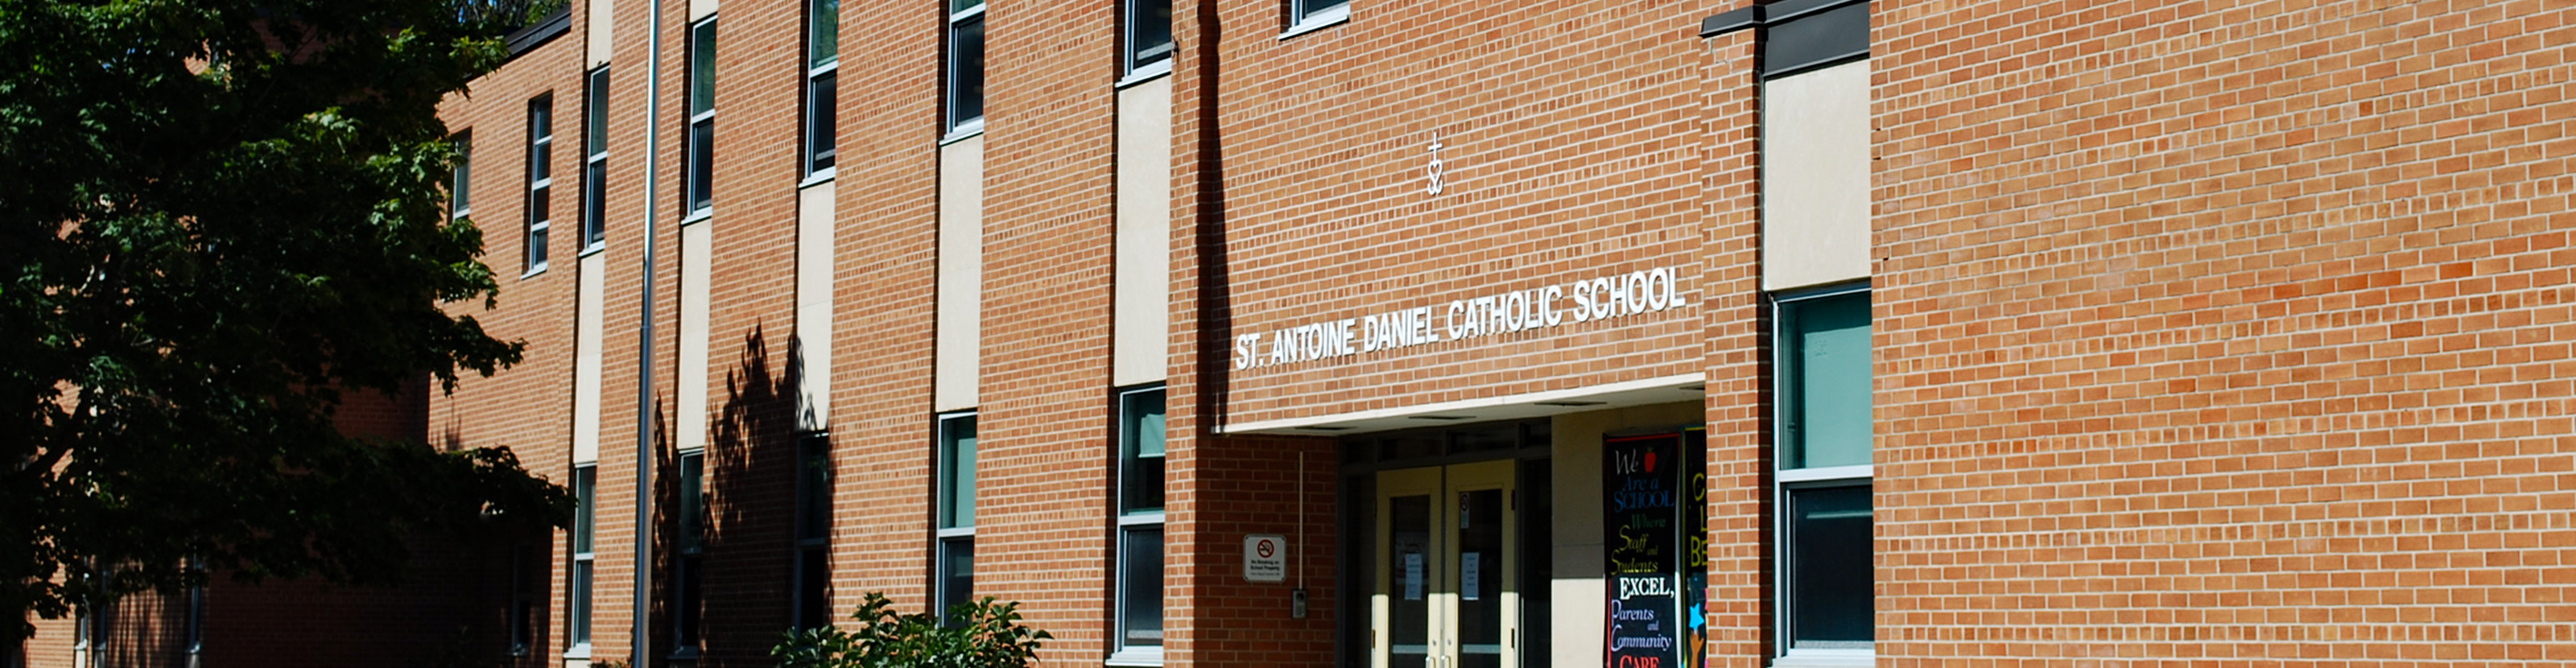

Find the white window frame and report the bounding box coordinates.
[580,68,609,253]
[1770,282,1874,668]
[1282,0,1348,39]
[943,0,986,138]
[450,133,472,221]
[566,464,597,658]
[1108,385,1166,666]
[683,18,717,221]
[933,411,978,618]
[524,96,553,275]
[1118,0,1172,84]
[803,0,840,182]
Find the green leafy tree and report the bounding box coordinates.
[0,0,572,641]
[773,594,1055,668]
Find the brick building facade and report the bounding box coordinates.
[23,0,2576,666]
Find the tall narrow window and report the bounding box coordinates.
[1111,386,1166,664]
[1121,0,1171,77]
[1773,285,1873,665]
[510,541,537,656]
[684,19,717,216]
[525,96,553,273]
[568,464,597,650]
[794,434,832,630]
[933,413,977,617]
[581,68,609,249]
[943,0,985,134]
[803,0,839,177]
[674,450,707,651]
[450,134,473,220]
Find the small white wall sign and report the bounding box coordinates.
[1245,534,1287,583]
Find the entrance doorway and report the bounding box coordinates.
[1373,460,1518,668]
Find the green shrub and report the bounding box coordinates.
[773,592,1054,668]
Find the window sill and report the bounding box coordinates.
[799,168,837,189]
[1116,61,1172,89]
[1104,646,1164,666]
[579,241,606,258]
[1778,464,1871,484]
[940,119,986,146]
[1773,647,1872,668]
[521,263,549,278]
[563,644,592,660]
[681,208,713,225]
[1279,6,1350,40]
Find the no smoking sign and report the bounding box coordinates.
[1244,534,1287,583]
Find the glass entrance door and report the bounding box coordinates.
[1374,460,1518,668]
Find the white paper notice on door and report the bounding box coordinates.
[1460,552,1482,600]
[1403,552,1425,600]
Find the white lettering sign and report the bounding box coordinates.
[1234,266,1691,370]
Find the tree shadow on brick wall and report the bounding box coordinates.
[675,324,803,666]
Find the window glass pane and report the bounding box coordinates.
[939,538,975,615]
[1785,291,1871,469]
[947,15,984,127]
[810,0,839,68]
[941,415,977,529]
[526,221,547,269]
[530,185,550,224]
[568,559,592,644]
[586,70,609,156]
[452,137,471,213]
[572,468,595,553]
[1788,485,1872,646]
[1130,0,1171,68]
[689,21,716,115]
[808,72,837,173]
[675,556,702,645]
[1121,389,1165,513]
[797,546,829,630]
[687,119,713,212]
[679,452,705,550]
[950,0,982,14]
[1386,494,1430,668]
[800,435,831,540]
[584,160,606,244]
[1118,527,1163,646]
[1297,0,1348,19]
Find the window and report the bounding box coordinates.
[1288,0,1348,31]
[450,134,472,219]
[943,0,985,134]
[934,413,977,617]
[794,434,832,630]
[1121,0,1171,78]
[525,96,553,273]
[684,19,717,216]
[1111,386,1166,664]
[510,541,538,656]
[568,464,597,651]
[804,0,839,177]
[674,450,706,652]
[1773,285,1872,665]
[581,68,609,249]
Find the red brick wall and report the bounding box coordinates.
[974,0,1122,659]
[1199,0,1732,427]
[431,23,586,666]
[1872,0,2576,664]
[1694,14,1768,668]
